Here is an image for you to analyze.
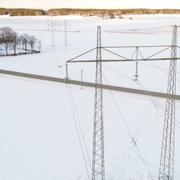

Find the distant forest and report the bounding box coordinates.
[1,8,180,16]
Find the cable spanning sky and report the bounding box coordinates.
[0,0,180,9]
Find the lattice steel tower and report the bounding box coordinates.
[92,26,105,180]
[159,25,177,180]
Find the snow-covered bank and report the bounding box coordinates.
[0,15,180,180]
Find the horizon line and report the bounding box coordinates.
[1,7,180,10]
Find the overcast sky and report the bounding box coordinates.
[0,0,180,9]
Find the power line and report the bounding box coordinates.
[66,84,91,180]
[113,102,158,180]
[103,75,154,180]
[67,84,91,166]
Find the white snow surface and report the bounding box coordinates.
[0,15,180,180]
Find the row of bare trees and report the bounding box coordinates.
[0,27,41,56]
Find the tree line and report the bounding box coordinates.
[0,8,45,16]
[0,27,41,56]
[47,8,180,16]
[1,8,180,16]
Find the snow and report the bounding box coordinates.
[1,0,180,9]
[0,15,180,179]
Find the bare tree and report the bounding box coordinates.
[0,27,40,56]
[0,27,17,55]
[20,33,29,50]
[37,40,42,52]
[11,31,18,55]
[29,35,36,52]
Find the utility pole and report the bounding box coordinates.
[50,19,55,47]
[159,25,177,180]
[92,26,105,180]
[81,69,83,90]
[64,20,68,46]
[134,46,139,82]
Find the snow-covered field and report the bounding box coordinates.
[0,15,180,180]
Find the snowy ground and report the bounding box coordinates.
[0,15,180,180]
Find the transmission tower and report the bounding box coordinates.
[66,25,180,180]
[92,26,105,180]
[159,25,177,180]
